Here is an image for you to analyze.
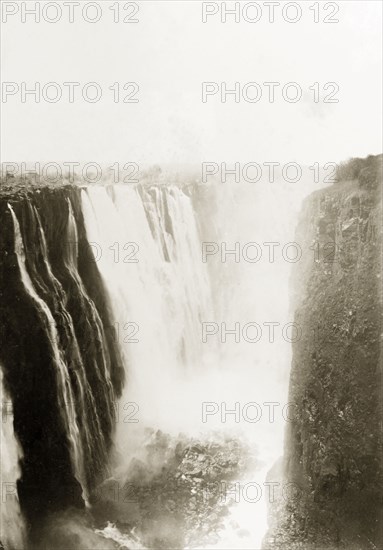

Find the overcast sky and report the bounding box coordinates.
[1,0,382,166]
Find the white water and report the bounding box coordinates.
[81,185,214,437]
[95,522,145,549]
[82,180,310,549]
[64,199,116,469]
[8,204,88,503]
[1,178,312,549]
[0,369,26,550]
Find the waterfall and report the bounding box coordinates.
[81,181,308,548]
[81,185,214,442]
[8,203,88,501]
[1,195,124,546]
[1,179,309,549]
[0,369,26,550]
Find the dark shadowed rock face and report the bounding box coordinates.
[266,156,382,549]
[0,185,125,540]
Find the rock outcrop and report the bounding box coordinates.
[266,155,382,549]
[0,184,124,540]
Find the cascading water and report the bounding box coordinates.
[8,203,88,502]
[0,369,26,550]
[0,178,310,549]
[0,189,124,548]
[81,185,215,438]
[188,182,306,549]
[79,180,309,549]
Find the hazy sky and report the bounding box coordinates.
[1,0,382,166]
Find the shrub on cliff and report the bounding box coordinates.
[358,166,378,189]
[335,154,382,189]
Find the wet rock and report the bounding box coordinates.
[266,156,383,550]
[91,430,254,549]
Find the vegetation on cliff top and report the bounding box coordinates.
[335,154,382,189]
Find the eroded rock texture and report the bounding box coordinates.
[0,185,124,540]
[266,155,382,549]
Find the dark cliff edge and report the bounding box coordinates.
[0,184,125,543]
[265,155,382,549]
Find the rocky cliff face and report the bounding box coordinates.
[266,155,382,549]
[0,185,125,542]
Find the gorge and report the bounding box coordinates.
[0,155,381,550]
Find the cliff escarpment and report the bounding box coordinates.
[267,155,382,549]
[0,185,125,539]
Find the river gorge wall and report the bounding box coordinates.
[267,155,382,549]
[0,186,125,544]
[1,157,381,550]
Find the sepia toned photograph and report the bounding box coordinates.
[0,2,382,549]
